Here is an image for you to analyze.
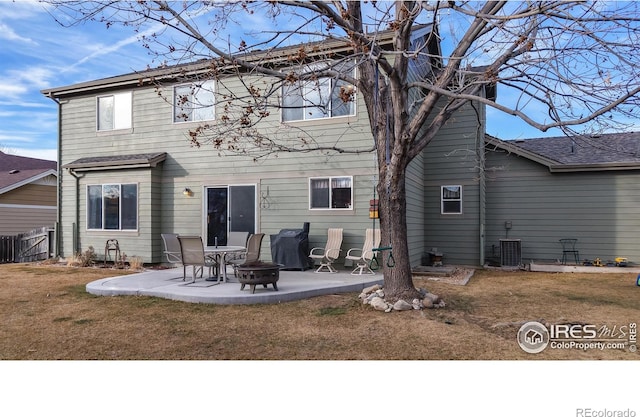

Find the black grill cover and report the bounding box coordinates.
[270,227,311,270]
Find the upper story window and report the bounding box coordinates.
[173,80,215,123]
[282,61,356,122]
[441,185,462,214]
[310,176,352,210]
[87,184,138,231]
[97,92,132,131]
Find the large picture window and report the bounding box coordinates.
[441,185,462,214]
[97,92,132,131]
[282,61,356,122]
[173,80,215,123]
[87,184,138,230]
[310,177,352,210]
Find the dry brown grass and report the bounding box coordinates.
[0,263,638,360]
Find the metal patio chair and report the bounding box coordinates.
[161,233,186,280]
[227,233,265,277]
[178,235,219,283]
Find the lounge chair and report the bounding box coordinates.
[178,235,219,283]
[309,228,343,273]
[345,228,381,275]
[161,233,185,280]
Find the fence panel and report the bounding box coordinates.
[0,235,17,264]
[18,227,53,263]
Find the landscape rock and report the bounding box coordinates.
[370,297,390,311]
[423,292,441,304]
[362,284,382,294]
[393,299,413,311]
[422,298,434,309]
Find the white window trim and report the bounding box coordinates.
[309,176,353,211]
[281,61,357,123]
[172,80,216,124]
[86,183,139,231]
[441,185,462,215]
[96,92,132,132]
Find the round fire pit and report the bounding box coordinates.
[236,262,280,294]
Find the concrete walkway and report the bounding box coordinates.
[86,266,383,305]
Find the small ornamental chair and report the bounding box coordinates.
[309,228,343,273]
[178,236,219,283]
[227,233,265,277]
[346,228,381,275]
[161,233,185,280]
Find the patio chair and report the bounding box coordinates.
[224,231,250,263]
[560,238,580,265]
[309,228,343,273]
[227,233,265,277]
[178,235,219,283]
[161,233,185,280]
[345,228,381,275]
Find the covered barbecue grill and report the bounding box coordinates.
[270,223,312,270]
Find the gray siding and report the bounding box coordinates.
[422,103,484,266]
[485,149,640,263]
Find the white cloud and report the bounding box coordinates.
[12,147,57,161]
[0,22,36,44]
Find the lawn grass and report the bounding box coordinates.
[0,263,638,360]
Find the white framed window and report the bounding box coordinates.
[441,185,462,214]
[173,80,215,123]
[87,184,138,230]
[282,61,356,122]
[97,92,132,131]
[309,176,352,210]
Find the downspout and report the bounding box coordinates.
[471,101,486,267]
[46,93,62,258]
[67,168,84,255]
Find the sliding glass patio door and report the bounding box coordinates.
[205,185,256,247]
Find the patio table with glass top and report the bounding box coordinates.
[204,246,245,282]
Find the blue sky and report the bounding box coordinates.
[0,1,564,162]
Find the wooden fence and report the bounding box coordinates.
[0,226,54,264]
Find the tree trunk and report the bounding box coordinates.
[377,158,422,303]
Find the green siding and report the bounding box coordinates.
[58,77,382,264]
[422,103,484,265]
[485,150,640,263]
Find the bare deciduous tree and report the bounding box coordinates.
[45,1,640,302]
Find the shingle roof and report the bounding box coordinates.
[0,151,57,192]
[62,152,167,171]
[487,132,640,171]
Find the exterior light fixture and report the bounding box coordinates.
[183,188,192,196]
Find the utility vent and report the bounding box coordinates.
[500,239,522,266]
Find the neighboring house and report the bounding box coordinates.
[41,28,490,266]
[0,151,57,236]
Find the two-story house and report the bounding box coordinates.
[41,29,488,267]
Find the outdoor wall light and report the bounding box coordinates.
[183,188,193,197]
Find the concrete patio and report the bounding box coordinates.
[86,266,383,305]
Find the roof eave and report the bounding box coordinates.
[62,153,167,172]
[0,169,58,195]
[549,163,640,173]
